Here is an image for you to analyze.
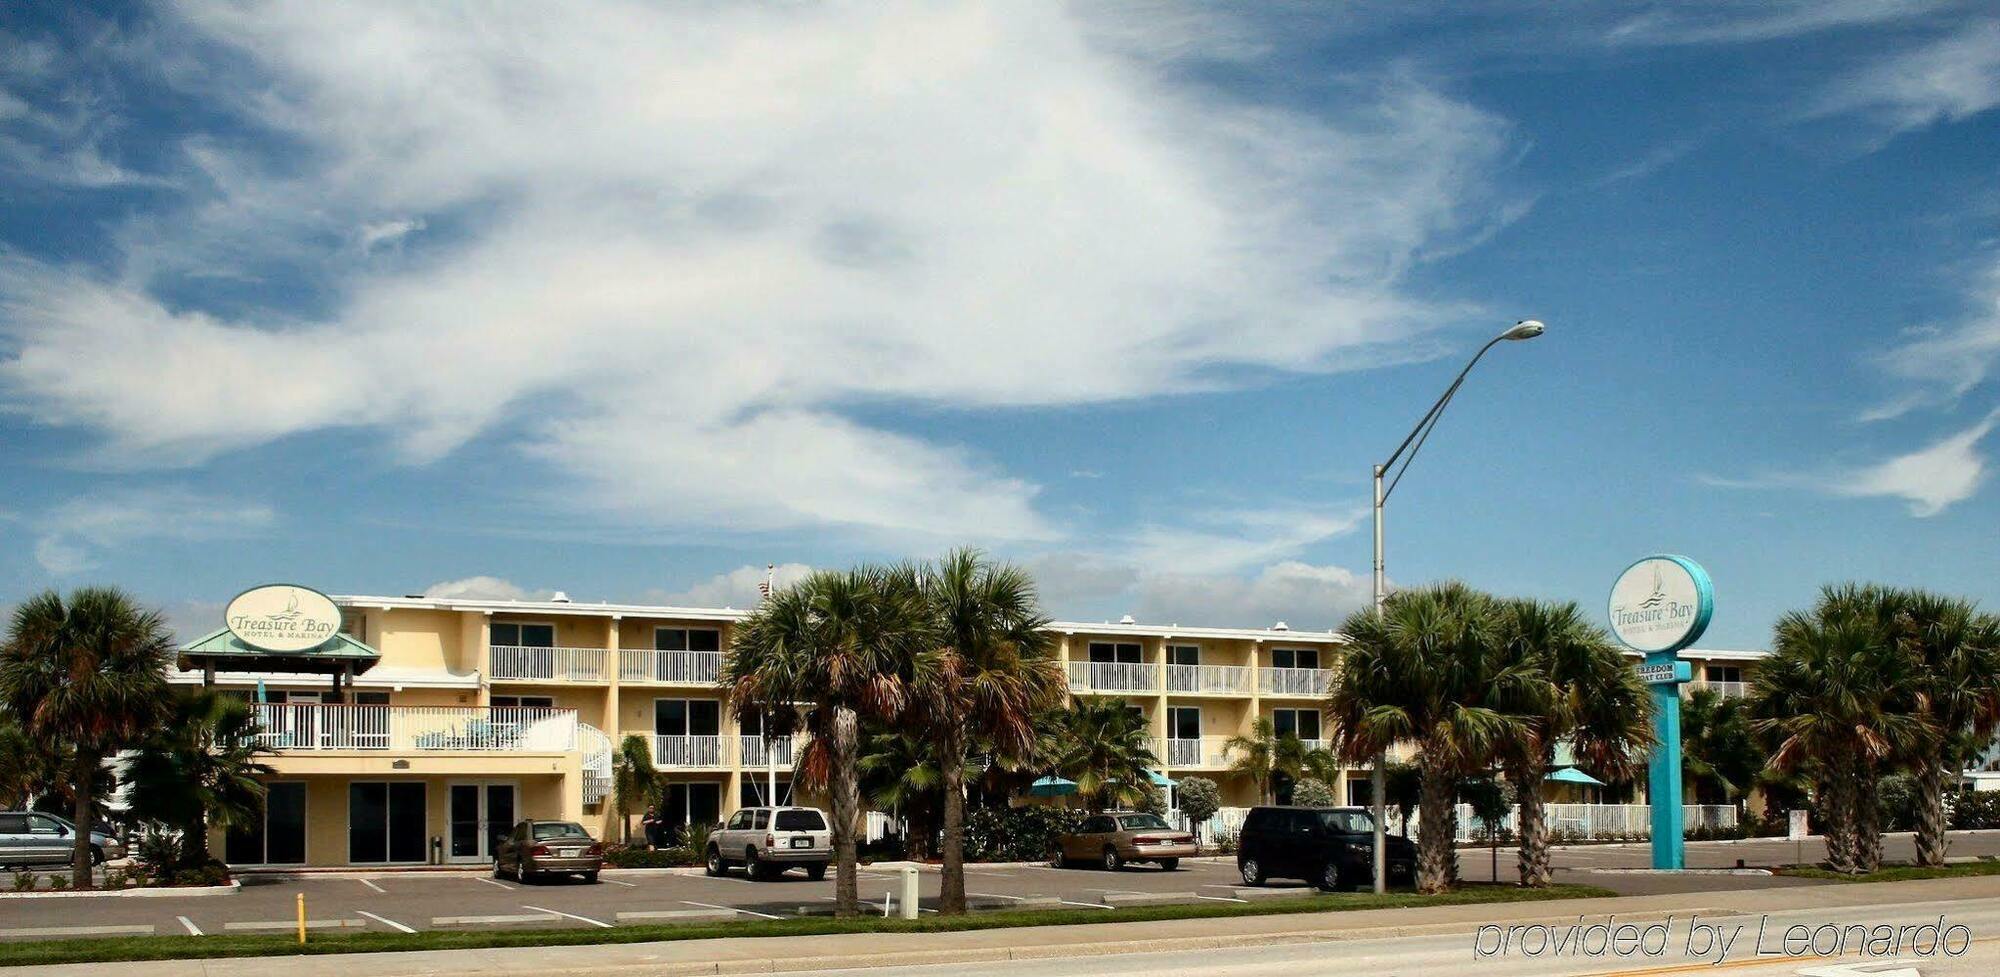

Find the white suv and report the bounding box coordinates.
[706,806,832,880]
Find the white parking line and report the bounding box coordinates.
[522,904,612,929]
[1198,882,1241,888]
[477,877,517,890]
[1195,894,1248,903]
[355,910,415,934]
[602,877,639,887]
[681,899,782,920]
[357,878,386,893]
[968,891,1024,900]
[176,916,202,936]
[1057,899,1112,910]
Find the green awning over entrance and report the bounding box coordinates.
[178,627,381,677]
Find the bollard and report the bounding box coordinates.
[899,864,919,920]
[296,892,306,945]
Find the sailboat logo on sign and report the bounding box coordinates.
[1607,556,1712,654]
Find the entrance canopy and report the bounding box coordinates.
[179,627,381,678]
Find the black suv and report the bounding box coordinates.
[1236,806,1416,891]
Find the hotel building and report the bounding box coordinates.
[173,589,1762,868]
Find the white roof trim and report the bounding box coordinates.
[1618,647,1769,662]
[1051,621,1346,644]
[166,665,482,690]
[334,594,747,622]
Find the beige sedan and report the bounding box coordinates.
[1052,811,1197,871]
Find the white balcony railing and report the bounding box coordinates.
[738,735,795,768]
[489,645,607,682]
[1258,667,1335,696]
[1067,660,1159,693]
[252,704,578,753]
[1163,736,1231,768]
[1167,664,1250,694]
[654,734,725,767]
[620,649,723,685]
[1685,681,1749,700]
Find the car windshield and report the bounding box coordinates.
[532,822,591,840]
[1117,814,1171,831]
[1317,811,1374,833]
[774,810,825,831]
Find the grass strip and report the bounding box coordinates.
[0,882,1614,968]
[1775,861,2000,883]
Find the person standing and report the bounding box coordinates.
[641,805,664,851]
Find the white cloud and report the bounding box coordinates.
[645,562,815,609]
[1703,410,2000,517]
[0,2,1517,544]
[1812,18,2000,134]
[421,576,556,601]
[1606,1,1953,47]
[1862,266,2000,419]
[1130,560,1372,631]
[1126,506,1366,576]
[34,486,276,575]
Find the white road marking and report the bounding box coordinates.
[602,877,639,887]
[522,904,612,929]
[681,899,782,920]
[1058,899,1113,910]
[1198,882,1241,888]
[968,891,1026,900]
[355,910,415,934]
[357,878,386,893]
[1195,894,1248,903]
[176,916,202,936]
[477,877,517,890]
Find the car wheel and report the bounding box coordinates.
[581,871,599,884]
[493,856,507,879]
[1315,861,1341,892]
[1048,842,1068,869]
[90,846,105,866]
[1158,858,1179,872]
[806,863,827,881]
[746,848,767,880]
[1239,857,1266,886]
[1101,847,1124,872]
[705,846,726,877]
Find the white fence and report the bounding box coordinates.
[619,649,723,684]
[654,734,726,767]
[1067,661,1159,692]
[252,704,578,752]
[1186,803,1739,845]
[739,735,795,768]
[490,645,607,682]
[1167,664,1250,693]
[1257,667,1335,696]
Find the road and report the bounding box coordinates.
[838,893,2000,977]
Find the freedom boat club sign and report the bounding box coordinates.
[1607,554,1714,871]
[225,584,343,653]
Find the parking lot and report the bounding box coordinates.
[5,832,1997,942]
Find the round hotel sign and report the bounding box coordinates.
[1607,555,1713,654]
[225,584,342,653]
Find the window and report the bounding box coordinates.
[752,809,770,830]
[226,782,306,865]
[1087,642,1142,664]
[1167,707,1200,740]
[1117,814,1171,831]
[352,691,390,706]
[1272,708,1322,741]
[775,810,824,831]
[1271,648,1320,670]
[726,810,752,830]
[666,783,722,836]
[27,815,64,836]
[531,822,591,841]
[739,779,794,808]
[0,815,26,833]
[491,622,555,648]
[348,782,427,863]
[492,695,554,709]
[1704,666,1742,683]
[655,627,721,652]
[1168,644,1200,666]
[1317,810,1374,833]
[1082,816,1115,833]
[655,699,721,736]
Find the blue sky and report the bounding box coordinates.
[2,2,1998,646]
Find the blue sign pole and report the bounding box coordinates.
[1608,555,1712,874]
[1645,654,1689,869]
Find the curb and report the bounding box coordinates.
[0,880,239,899]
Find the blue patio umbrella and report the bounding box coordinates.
[1545,767,1605,786]
[1146,770,1176,787]
[1028,775,1078,797]
[256,679,267,704]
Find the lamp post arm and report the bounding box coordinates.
[1378,333,1507,477]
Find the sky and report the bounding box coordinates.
[2,1,1998,647]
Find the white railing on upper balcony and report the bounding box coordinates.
[489,645,608,682]
[1163,736,1231,768]
[619,649,723,684]
[1166,664,1250,694]
[1685,681,1749,700]
[654,734,725,767]
[251,704,578,752]
[1258,667,1335,696]
[739,735,795,768]
[1067,660,1159,693]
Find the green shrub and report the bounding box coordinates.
[134,828,183,876]
[1177,777,1221,827]
[10,872,33,892]
[1950,790,2000,830]
[1292,778,1337,808]
[1877,774,1920,832]
[965,805,1082,862]
[47,875,70,891]
[604,845,694,868]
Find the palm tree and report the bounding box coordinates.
[1300,745,1343,792]
[1490,598,1653,887]
[857,726,947,861]
[0,713,57,810]
[1751,593,1931,874]
[1328,582,1522,894]
[1055,697,1158,812]
[724,567,930,917]
[1680,687,1763,805]
[1,588,174,888]
[1845,588,2000,867]
[610,734,659,845]
[908,550,1064,915]
[1223,717,1308,805]
[125,690,274,867]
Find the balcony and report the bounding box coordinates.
[1067,660,1159,693]
[653,734,726,768]
[1167,664,1250,694]
[252,704,578,753]
[1258,667,1334,697]
[489,645,608,683]
[620,649,723,685]
[1684,681,1749,700]
[1162,736,1231,769]
[739,735,795,768]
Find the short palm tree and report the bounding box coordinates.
[1299,745,1344,791]
[857,726,948,860]
[1055,697,1158,812]
[724,567,930,916]
[1328,582,1523,893]
[610,734,659,845]
[1751,593,1931,874]
[1490,598,1653,887]
[1223,717,1308,805]
[1680,687,1762,805]
[908,550,1064,915]
[125,690,274,867]
[0,714,56,810]
[1,588,174,888]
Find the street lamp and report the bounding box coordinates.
[1366,319,1543,893]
